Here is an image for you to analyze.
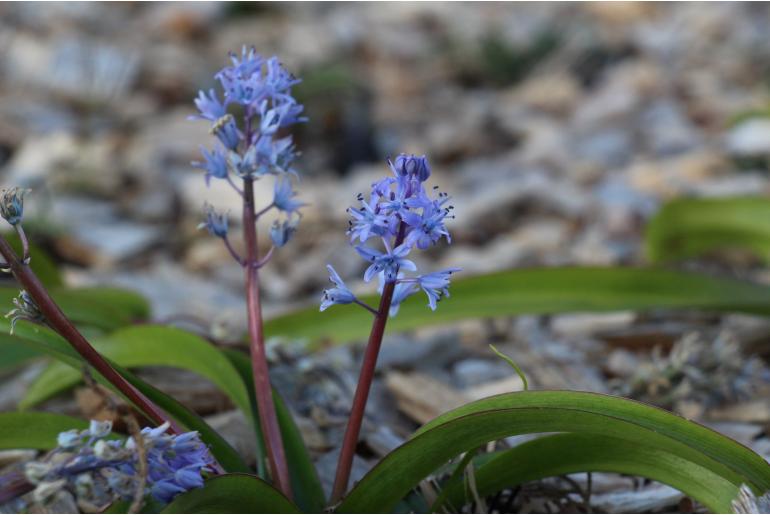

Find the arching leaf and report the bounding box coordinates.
[336,391,770,513]
[265,267,770,345]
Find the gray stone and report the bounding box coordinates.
[452,359,513,388]
[205,410,258,467]
[315,449,371,500]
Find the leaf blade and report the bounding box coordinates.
[440,433,737,512]
[646,196,770,263]
[0,321,250,473]
[336,391,770,513]
[0,412,89,449]
[266,267,770,344]
[20,325,253,425]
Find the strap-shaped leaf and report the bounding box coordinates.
[19,326,253,426]
[438,433,738,513]
[0,343,39,374]
[0,286,149,332]
[647,196,770,263]
[0,412,90,449]
[0,321,249,473]
[337,391,770,513]
[161,474,299,514]
[265,267,770,344]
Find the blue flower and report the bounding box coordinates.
[191,49,304,186]
[377,272,418,317]
[402,200,452,249]
[27,421,214,508]
[273,177,305,213]
[210,114,241,151]
[214,49,300,108]
[150,481,186,504]
[389,282,418,316]
[416,268,461,310]
[0,187,27,226]
[259,100,306,135]
[389,154,431,182]
[192,146,228,185]
[191,89,227,122]
[197,204,228,238]
[320,265,356,311]
[270,216,299,248]
[356,243,416,283]
[321,152,457,317]
[347,193,388,243]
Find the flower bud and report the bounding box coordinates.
[0,187,29,225]
[89,420,112,439]
[392,154,430,182]
[270,217,299,247]
[198,203,229,238]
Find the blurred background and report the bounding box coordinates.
[3,3,770,510]
[4,2,770,323]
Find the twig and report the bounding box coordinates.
[126,415,147,514]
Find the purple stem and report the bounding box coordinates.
[0,234,182,435]
[331,222,407,502]
[242,178,292,498]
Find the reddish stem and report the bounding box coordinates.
[242,178,292,498]
[331,223,406,502]
[0,234,182,434]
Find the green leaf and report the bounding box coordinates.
[439,433,738,512]
[59,287,150,321]
[646,197,770,263]
[0,321,249,473]
[336,391,770,513]
[161,474,299,514]
[0,412,89,449]
[266,267,770,345]
[224,349,326,513]
[20,325,253,427]
[0,342,39,374]
[0,286,149,332]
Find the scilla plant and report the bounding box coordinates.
[0,48,769,514]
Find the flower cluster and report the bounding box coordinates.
[191,47,305,248]
[24,420,213,509]
[322,154,460,315]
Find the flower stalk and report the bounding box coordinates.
[242,177,291,497]
[321,154,459,501]
[190,48,307,498]
[0,234,181,434]
[331,232,403,502]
